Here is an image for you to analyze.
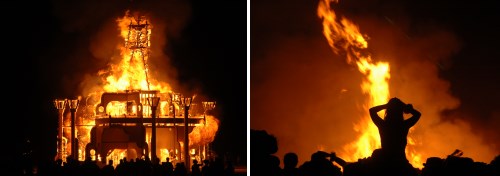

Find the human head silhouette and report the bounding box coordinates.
[311,151,329,161]
[385,97,405,121]
[284,152,298,168]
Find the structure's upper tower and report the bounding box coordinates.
[125,15,151,90]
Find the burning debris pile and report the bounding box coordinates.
[53,10,219,168]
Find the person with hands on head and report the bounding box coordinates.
[369,97,421,162]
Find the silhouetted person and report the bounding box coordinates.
[101,159,116,176]
[192,159,202,176]
[164,157,174,175]
[443,149,476,176]
[174,162,187,176]
[269,155,283,176]
[283,152,300,176]
[421,157,445,176]
[369,97,420,175]
[62,157,79,176]
[115,159,126,176]
[81,156,100,176]
[299,151,342,176]
[420,149,492,176]
[201,159,212,176]
[490,154,500,176]
[370,97,420,162]
[251,129,283,176]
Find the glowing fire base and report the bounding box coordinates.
[58,90,210,167]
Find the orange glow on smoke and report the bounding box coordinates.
[317,0,423,168]
[96,10,173,115]
[70,11,219,162]
[189,115,220,146]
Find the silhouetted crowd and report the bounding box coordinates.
[251,129,500,176]
[19,155,236,176]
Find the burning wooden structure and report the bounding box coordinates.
[53,11,219,168]
[55,90,215,165]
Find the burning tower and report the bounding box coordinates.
[53,11,219,168]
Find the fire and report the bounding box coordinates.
[189,115,220,146]
[317,0,423,168]
[65,10,219,164]
[101,11,172,92]
[93,10,172,117]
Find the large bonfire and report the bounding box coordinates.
[317,0,422,168]
[60,10,219,164]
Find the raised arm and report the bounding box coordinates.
[369,104,386,127]
[404,104,421,127]
[329,152,347,167]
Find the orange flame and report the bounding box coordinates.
[317,0,422,168]
[189,115,220,146]
[99,10,172,93]
[70,11,219,163]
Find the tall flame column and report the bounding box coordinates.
[148,97,161,164]
[68,98,80,160]
[54,99,67,161]
[181,96,193,170]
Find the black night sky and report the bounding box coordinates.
[1,0,247,169]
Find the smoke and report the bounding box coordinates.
[251,0,499,167]
[189,115,220,146]
[49,0,191,96]
[251,0,366,166]
[370,21,497,164]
